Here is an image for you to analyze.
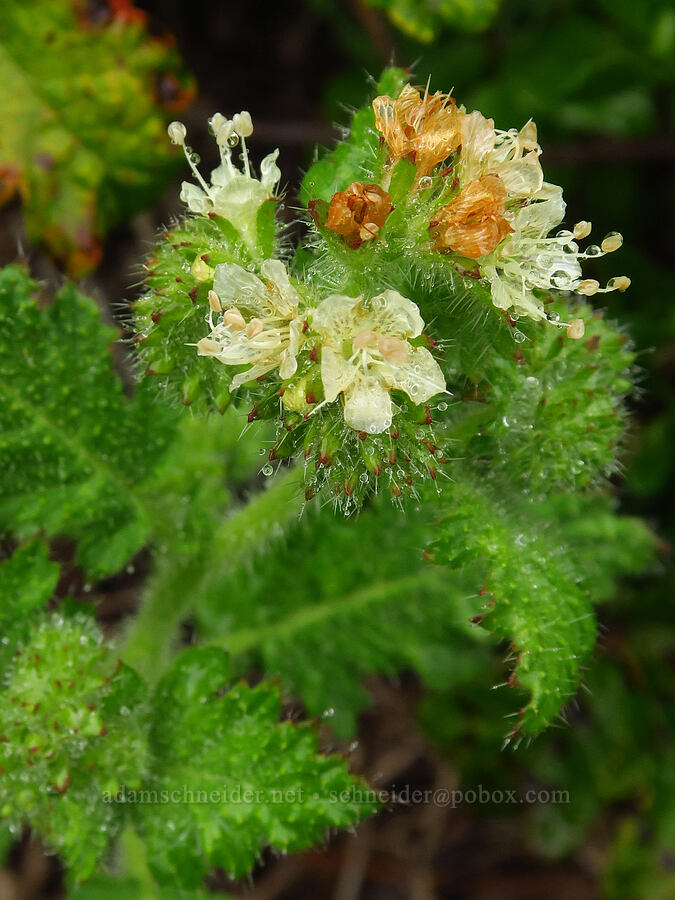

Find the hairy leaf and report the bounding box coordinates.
[0,263,177,576]
[134,647,377,886]
[428,474,655,738]
[0,0,193,274]
[195,500,490,736]
[0,540,59,674]
[0,612,148,881]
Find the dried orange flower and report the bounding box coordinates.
[324,182,393,248]
[373,84,461,176]
[430,175,513,258]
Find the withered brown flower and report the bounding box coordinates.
[372,84,461,176]
[430,175,512,259]
[324,182,393,248]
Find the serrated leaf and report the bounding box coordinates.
[193,500,489,736]
[0,263,178,576]
[0,540,59,673]
[0,0,194,275]
[428,473,656,738]
[135,647,377,886]
[0,613,148,881]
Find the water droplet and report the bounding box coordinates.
[551,270,572,288]
[419,176,433,189]
[322,707,335,718]
[262,464,273,477]
[547,311,561,323]
[513,330,526,344]
[227,133,240,148]
[437,401,447,411]
[585,244,602,257]
[359,472,369,483]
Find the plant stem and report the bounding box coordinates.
[121,467,303,681]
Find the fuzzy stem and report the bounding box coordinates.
[121,467,303,681]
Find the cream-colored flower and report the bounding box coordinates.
[197,259,303,390]
[311,291,446,434]
[168,114,281,254]
[458,110,543,199]
[480,185,629,321]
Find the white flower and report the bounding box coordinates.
[480,184,629,321]
[458,111,543,199]
[168,114,281,255]
[311,290,446,434]
[196,259,303,390]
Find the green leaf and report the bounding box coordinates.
[0,263,178,576]
[454,299,636,492]
[0,613,148,882]
[135,647,377,886]
[428,474,656,738]
[0,540,59,674]
[70,877,221,900]
[134,214,254,414]
[194,500,487,736]
[300,67,408,206]
[0,0,194,275]
[366,0,501,40]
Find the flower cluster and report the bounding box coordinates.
[142,82,631,508]
[370,84,630,336]
[168,113,280,255]
[166,113,447,442]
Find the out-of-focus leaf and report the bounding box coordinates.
[366,0,501,40]
[0,0,194,275]
[0,540,59,674]
[0,613,148,882]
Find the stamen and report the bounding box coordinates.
[246,318,264,339]
[601,232,623,253]
[577,279,600,296]
[607,275,631,291]
[566,319,585,340]
[197,338,221,355]
[167,121,187,146]
[222,307,246,331]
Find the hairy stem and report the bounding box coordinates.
[121,467,303,681]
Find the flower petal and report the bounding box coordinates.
[180,182,210,215]
[389,346,446,404]
[261,259,300,314]
[260,149,281,191]
[343,376,393,433]
[212,263,266,312]
[498,151,543,198]
[369,290,424,338]
[312,294,361,338]
[320,346,356,402]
